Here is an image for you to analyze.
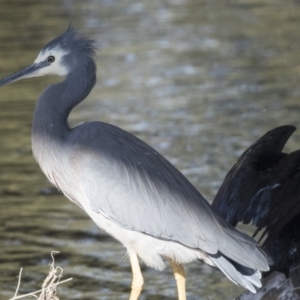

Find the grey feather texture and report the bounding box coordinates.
[68,122,269,271]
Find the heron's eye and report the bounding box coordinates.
[47,56,55,63]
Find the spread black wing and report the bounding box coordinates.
[212,125,300,278]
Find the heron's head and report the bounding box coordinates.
[0,26,96,87]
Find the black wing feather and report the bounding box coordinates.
[212,125,300,278]
[212,125,296,227]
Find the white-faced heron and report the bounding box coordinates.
[0,27,269,299]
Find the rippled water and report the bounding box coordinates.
[1,0,300,299]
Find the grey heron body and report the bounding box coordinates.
[0,27,269,299]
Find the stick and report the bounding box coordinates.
[9,278,73,300]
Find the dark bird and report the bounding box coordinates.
[212,125,300,298]
[0,27,269,299]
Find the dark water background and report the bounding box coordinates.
[1,0,300,299]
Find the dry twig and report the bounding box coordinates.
[9,251,73,300]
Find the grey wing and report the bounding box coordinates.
[68,122,266,268]
[69,123,221,252]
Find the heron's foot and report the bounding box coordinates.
[129,252,144,300]
[168,258,186,300]
[129,276,144,300]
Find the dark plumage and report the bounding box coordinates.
[212,125,300,282]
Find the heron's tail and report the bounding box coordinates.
[207,213,269,293]
[208,255,262,293]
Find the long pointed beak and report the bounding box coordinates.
[0,61,48,87]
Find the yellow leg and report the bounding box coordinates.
[129,252,144,300]
[167,258,186,300]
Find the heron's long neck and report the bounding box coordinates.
[32,65,96,159]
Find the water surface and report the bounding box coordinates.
[0,1,300,299]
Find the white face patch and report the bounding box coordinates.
[33,46,70,77]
